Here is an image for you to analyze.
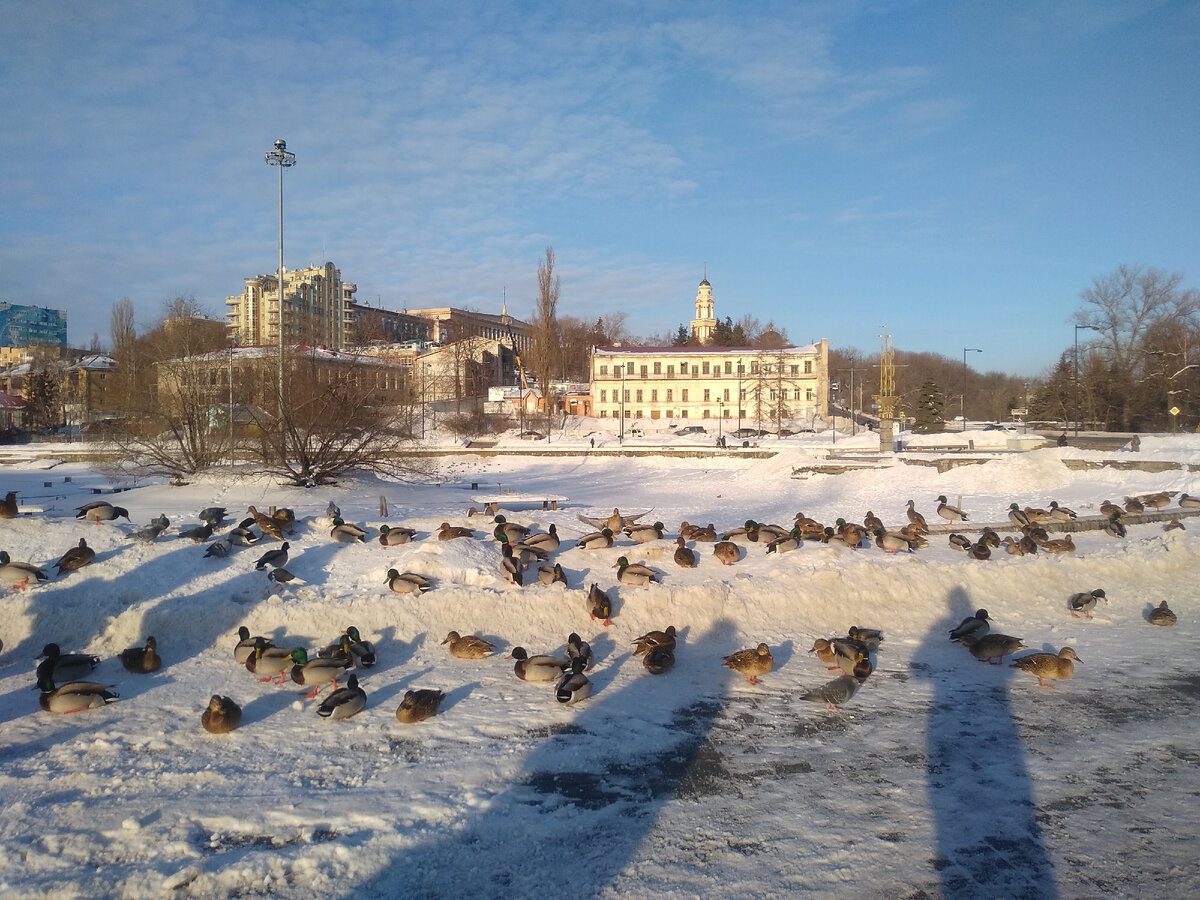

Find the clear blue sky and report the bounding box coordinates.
[2,1,1196,376]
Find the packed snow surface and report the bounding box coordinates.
[0,435,1197,898]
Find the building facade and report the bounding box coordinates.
[225,262,357,350]
[591,342,829,427]
[0,303,68,349]
[403,306,532,354]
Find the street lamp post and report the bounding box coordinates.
[962,348,982,431]
[737,359,743,436]
[1074,324,1098,436]
[718,399,724,443]
[265,139,296,407]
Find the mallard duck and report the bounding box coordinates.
[326,501,341,520]
[442,631,495,659]
[980,528,1001,548]
[970,540,991,561]
[201,695,242,733]
[1068,589,1106,618]
[509,646,569,681]
[642,645,675,675]
[234,626,271,665]
[1007,503,1032,527]
[198,507,228,527]
[317,674,367,719]
[1179,493,1200,509]
[555,657,592,705]
[723,643,773,684]
[801,674,861,710]
[1023,505,1051,524]
[713,541,740,565]
[1124,496,1145,514]
[831,639,872,678]
[54,538,95,576]
[269,506,296,533]
[678,520,702,540]
[330,518,367,543]
[244,638,296,684]
[1011,647,1080,687]
[499,543,524,585]
[821,527,852,549]
[228,519,260,546]
[523,524,560,554]
[899,525,930,548]
[588,583,613,625]
[1099,500,1124,519]
[378,524,417,546]
[1103,514,1127,539]
[537,562,567,586]
[204,537,232,558]
[874,529,915,553]
[948,533,972,551]
[905,500,928,533]
[508,540,546,569]
[37,673,118,713]
[632,625,676,656]
[76,501,130,524]
[765,528,801,554]
[290,648,351,698]
[1166,518,1186,531]
[720,520,759,543]
[566,632,594,671]
[672,535,698,567]
[835,519,867,548]
[863,511,884,533]
[626,521,666,543]
[949,609,989,645]
[968,633,1025,665]
[576,528,614,550]
[395,688,444,723]
[0,491,18,518]
[1018,534,1039,555]
[36,643,100,682]
[936,495,968,524]
[691,523,718,542]
[1048,500,1077,521]
[1022,523,1050,544]
[119,636,161,673]
[267,566,305,585]
[178,522,213,543]
[615,556,658,585]
[342,626,377,667]
[254,542,289,570]
[131,514,171,542]
[1041,534,1076,554]
[0,551,48,589]
[1148,601,1176,626]
[1001,536,1025,556]
[847,626,884,651]
[808,638,839,669]
[247,506,284,540]
[492,515,529,544]
[386,569,432,594]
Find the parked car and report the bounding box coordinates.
[983,423,1018,433]
[732,428,771,438]
[676,425,708,436]
[627,427,645,438]
[518,430,545,440]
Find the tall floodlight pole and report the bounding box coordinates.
[265,139,296,406]
[1074,324,1097,436]
[962,348,982,431]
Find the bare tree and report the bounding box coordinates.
[527,247,562,432]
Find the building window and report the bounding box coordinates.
[651,389,658,402]
[737,363,745,375]
[703,389,710,401]
[680,362,688,375]
[636,409,643,417]
[623,390,630,403]
[702,361,710,374]
[770,389,776,401]
[681,410,688,418]
[750,362,759,374]
[600,410,607,418]
[599,365,608,375]
[725,361,732,374]
[627,362,635,375]
[723,388,730,401]
[682,389,689,402]
[600,389,607,402]
[703,409,710,419]
[794,389,802,401]
[640,365,648,377]
[790,365,799,375]
[807,388,814,401]
[666,389,672,401]
[636,389,643,402]
[653,362,661,375]
[667,365,675,376]
[804,360,813,374]
[740,388,746,401]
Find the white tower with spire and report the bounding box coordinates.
[689,271,717,343]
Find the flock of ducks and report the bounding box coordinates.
[8,486,1189,726]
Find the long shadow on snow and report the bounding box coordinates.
[351,617,738,898]
[917,586,1057,899]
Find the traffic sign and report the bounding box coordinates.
[1170,406,1180,416]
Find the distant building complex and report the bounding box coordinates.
[0,302,67,349]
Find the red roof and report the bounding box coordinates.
[0,393,26,409]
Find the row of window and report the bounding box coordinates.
[599,407,814,420]
[598,387,815,403]
[598,359,814,377]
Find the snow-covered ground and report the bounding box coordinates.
[1,433,1197,898]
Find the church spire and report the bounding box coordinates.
[690,273,717,343]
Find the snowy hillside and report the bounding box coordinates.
[0,437,1197,898]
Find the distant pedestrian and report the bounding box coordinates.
[1057,433,1068,447]
[1130,435,1141,452]
[590,437,595,449]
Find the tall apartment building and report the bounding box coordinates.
[225,262,356,349]
[0,302,68,349]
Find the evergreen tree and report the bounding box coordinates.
[672,324,690,346]
[913,380,945,434]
